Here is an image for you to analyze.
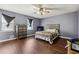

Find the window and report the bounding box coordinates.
[27,19,33,30]
[1,15,14,31]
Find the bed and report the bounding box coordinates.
[35,24,60,44]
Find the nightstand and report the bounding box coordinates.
[66,39,79,54]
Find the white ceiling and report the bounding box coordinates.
[0,4,79,19]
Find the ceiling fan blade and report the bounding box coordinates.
[43,11,50,13]
[45,8,63,10]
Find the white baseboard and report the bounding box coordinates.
[59,36,72,39]
[0,34,35,42]
[0,38,16,42]
[27,34,35,37]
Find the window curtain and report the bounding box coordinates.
[28,19,33,27]
[2,13,15,27]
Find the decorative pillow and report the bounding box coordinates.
[46,29,55,32]
[46,29,58,33]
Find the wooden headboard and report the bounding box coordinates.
[46,24,60,33]
[46,24,60,29]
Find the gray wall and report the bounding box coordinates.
[0,9,78,40]
[41,12,78,38]
[0,9,40,40]
[78,11,79,38]
[0,17,1,30]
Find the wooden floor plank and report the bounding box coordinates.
[0,37,67,54]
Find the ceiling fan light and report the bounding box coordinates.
[33,5,52,15]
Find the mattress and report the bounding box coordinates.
[35,31,58,38]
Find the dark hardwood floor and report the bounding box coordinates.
[0,37,67,54]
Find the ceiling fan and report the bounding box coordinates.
[33,4,61,15]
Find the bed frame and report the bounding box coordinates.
[35,24,60,44]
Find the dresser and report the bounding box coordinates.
[15,24,27,39]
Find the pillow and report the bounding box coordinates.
[46,29,57,32]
